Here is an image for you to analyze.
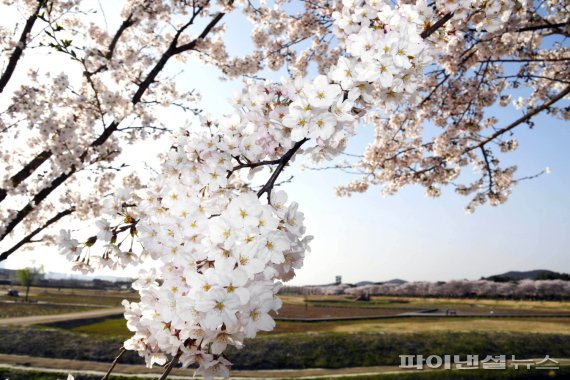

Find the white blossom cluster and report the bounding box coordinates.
[330,0,437,117]
[434,0,515,33]
[59,84,314,376]
[122,167,311,377]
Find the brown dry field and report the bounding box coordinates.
[275,303,411,318]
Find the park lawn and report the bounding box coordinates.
[0,302,95,318]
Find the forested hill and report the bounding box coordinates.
[484,270,570,282]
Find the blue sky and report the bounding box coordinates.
[2,2,569,285]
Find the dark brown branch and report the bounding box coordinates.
[464,84,570,154]
[0,150,51,203]
[452,60,489,126]
[227,157,282,178]
[0,1,43,93]
[1,168,75,243]
[0,207,75,261]
[106,15,134,59]
[173,12,225,54]
[497,74,570,85]
[257,138,309,201]
[516,22,569,32]
[132,10,224,104]
[87,14,136,77]
[420,73,450,106]
[481,57,570,63]
[421,12,453,39]
[158,350,182,380]
[101,347,126,380]
[480,146,494,193]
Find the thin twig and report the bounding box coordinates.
[158,350,182,380]
[464,84,570,153]
[101,347,127,380]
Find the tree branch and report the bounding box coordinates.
[227,157,282,178]
[481,58,570,63]
[421,12,454,39]
[1,168,76,243]
[106,15,134,60]
[173,12,225,54]
[0,12,228,247]
[464,84,570,154]
[516,21,569,32]
[0,206,75,262]
[132,10,224,104]
[480,146,494,193]
[101,347,126,380]
[0,1,43,93]
[257,138,309,202]
[0,150,51,203]
[158,350,182,380]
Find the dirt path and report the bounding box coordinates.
[0,353,411,379]
[0,307,123,326]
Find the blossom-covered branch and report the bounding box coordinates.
[1,0,338,257]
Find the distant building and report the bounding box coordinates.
[335,275,342,285]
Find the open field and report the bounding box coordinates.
[0,307,124,326]
[0,285,138,307]
[2,325,569,369]
[45,314,570,338]
[2,288,569,318]
[289,295,570,314]
[1,291,569,378]
[272,316,570,335]
[0,301,94,318]
[275,302,411,318]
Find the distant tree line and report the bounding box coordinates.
[281,280,570,300]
